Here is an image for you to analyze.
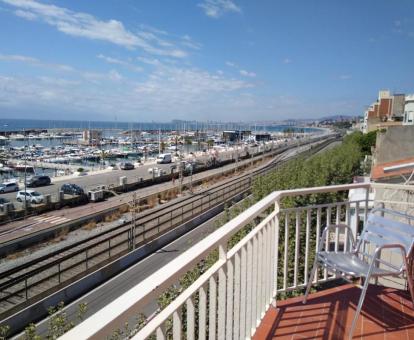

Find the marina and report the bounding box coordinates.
[0,120,322,184]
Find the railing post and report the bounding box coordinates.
[283,212,289,291]
[217,242,227,340]
[272,198,280,307]
[294,210,300,287]
[375,203,385,284]
[304,209,311,286]
[199,284,207,340]
[364,187,370,226]
[345,202,351,252]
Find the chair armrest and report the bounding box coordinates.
[319,223,355,252]
[374,243,407,258]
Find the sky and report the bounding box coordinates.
[0,0,414,122]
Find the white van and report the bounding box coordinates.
[156,153,172,164]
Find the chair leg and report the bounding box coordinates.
[403,257,414,307]
[303,257,318,304]
[348,274,371,339]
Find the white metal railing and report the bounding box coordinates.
[61,182,407,340]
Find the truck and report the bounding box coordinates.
[156,153,172,164]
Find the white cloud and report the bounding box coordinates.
[108,69,123,81]
[135,64,252,96]
[339,74,352,80]
[0,53,74,71]
[198,0,241,18]
[0,53,37,63]
[37,76,80,86]
[239,69,256,77]
[181,35,202,50]
[14,9,36,20]
[0,54,256,120]
[2,0,187,58]
[283,58,292,64]
[97,54,143,72]
[226,62,256,77]
[136,56,162,66]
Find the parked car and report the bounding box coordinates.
[0,182,19,193]
[0,197,14,210]
[16,190,44,204]
[60,183,85,196]
[156,153,172,164]
[119,162,135,170]
[27,175,51,187]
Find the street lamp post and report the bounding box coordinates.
[104,189,138,250]
[23,129,27,219]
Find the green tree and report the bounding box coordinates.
[160,141,166,153]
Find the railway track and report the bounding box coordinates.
[0,136,337,321]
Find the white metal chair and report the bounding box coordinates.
[303,208,414,339]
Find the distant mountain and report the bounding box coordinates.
[317,115,359,122]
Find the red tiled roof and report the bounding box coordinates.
[253,284,414,340]
[371,157,414,180]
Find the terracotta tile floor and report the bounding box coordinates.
[253,284,414,340]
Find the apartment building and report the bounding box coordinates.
[403,94,414,125]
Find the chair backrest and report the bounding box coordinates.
[357,208,414,268]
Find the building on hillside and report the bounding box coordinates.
[362,90,404,133]
[82,130,102,145]
[254,133,271,142]
[403,94,414,125]
[391,94,405,121]
[222,130,251,143]
[370,125,414,183]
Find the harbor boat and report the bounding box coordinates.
[0,136,9,145]
[9,134,25,140]
[0,165,13,173]
[11,163,35,173]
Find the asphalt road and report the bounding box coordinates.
[1,144,267,204]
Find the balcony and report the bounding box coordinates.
[60,182,414,339]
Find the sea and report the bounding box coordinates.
[0,118,321,134]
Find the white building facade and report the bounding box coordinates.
[403,94,414,125]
